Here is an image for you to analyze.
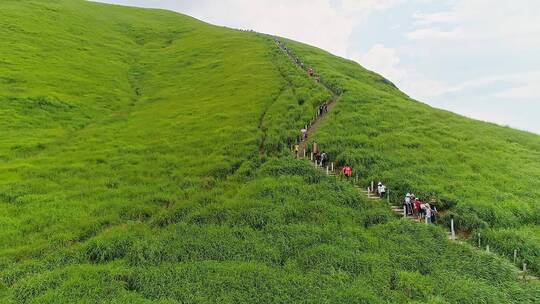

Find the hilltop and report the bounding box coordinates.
[1,1,539,303]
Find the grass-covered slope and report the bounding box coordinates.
[0,0,326,260]
[1,0,539,303]
[284,39,540,273]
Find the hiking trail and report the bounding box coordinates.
[275,37,539,282]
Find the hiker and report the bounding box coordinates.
[404,193,412,216]
[430,201,438,223]
[377,182,386,198]
[316,76,321,83]
[300,128,307,141]
[319,104,324,116]
[320,151,327,167]
[343,166,351,179]
[323,102,328,113]
[308,68,314,76]
[293,144,300,158]
[413,196,420,218]
[418,199,426,220]
[425,203,432,224]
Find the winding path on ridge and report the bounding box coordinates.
[274,38,338,154]
[274,37,539,282]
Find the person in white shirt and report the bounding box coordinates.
[404,193,412,215]
[425,203,432,224]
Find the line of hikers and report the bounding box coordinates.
[292,142,438,225]
[275,37,320,82]
[297,103,329,142]
[404,193,438,224]
[279,37,440,227]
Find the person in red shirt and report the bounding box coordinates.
[343,166,351,179]
[413,197,421,218]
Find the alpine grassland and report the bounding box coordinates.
[283,39,540,275]
[1,0,539,303]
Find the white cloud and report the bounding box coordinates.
[406,27,464,40]
[358,44,407,81]
[413,11,460,25]
[408,0,540,47]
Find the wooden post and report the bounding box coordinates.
[403,205,406,217]
[331,162,334,172]
[514,249,518,264]
[486,245,490,253]
[523,263,527,281]
[310,152,313,161]
[478,233,481,247]
[303,149,306,158]
[371,181,374,193]
[451,218,456,241]
[387,188,390,204]
[326,166,329,175]
[315,160,318,166]
[313,142,317,153]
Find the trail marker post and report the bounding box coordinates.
[450,218,456,241]
[387,188,390,204]
[326,166,329,175]
[303,149,306,158]
[523,263,527,281]
[478,233,481,248]
[331,162,334,172]
[514,249,518,264]
[310,152,313,161]
[486,245,490,253]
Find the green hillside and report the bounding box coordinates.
[1,0,539,303]
[284,40,540,274]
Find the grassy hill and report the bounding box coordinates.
[1,0,539,303]
[284,39,540,274]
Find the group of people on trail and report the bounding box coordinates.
[314,150,328,167]
[275,37,319,82]
[318,103,328,116]
[293,140,439,226]
[404,193,438,224]
[278,36,440,226]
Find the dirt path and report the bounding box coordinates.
[274,37,339,155]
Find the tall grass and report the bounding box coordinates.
[284,38,540,274]
[1,0,539,302]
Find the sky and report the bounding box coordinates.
[95,0,540,134]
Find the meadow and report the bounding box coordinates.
[1,0,539,302]
[283,39,540,274]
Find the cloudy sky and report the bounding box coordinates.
[96,0,540,134]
